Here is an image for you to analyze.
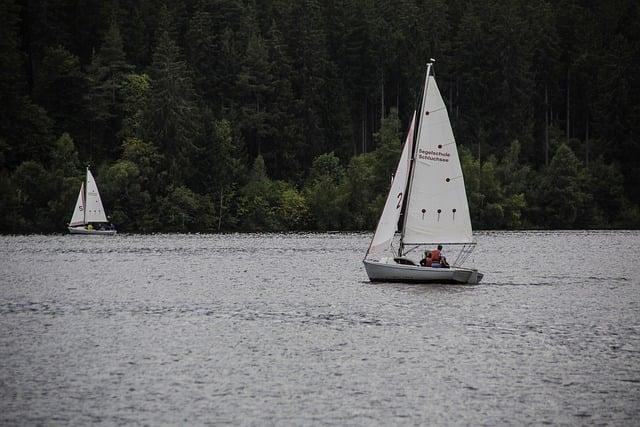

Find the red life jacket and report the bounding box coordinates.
[431,249,441,262]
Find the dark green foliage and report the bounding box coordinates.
[0,0,638,233]
[119,73,150,140]
[86,20,134,160]
[145,10,200,183]
[33,46,87,142]
[372,109,402,192]
[532,144,590,228]
[12,161,56,232]
[51,133,80,177]
[237,155,281,231]
[158,186,216,232]
[279,187,309,230]
[304,152,346,230]
[100,137,165,232]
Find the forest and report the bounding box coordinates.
[1,0,639,233]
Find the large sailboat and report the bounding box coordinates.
[363,61,482,284]
[68,167,116,235]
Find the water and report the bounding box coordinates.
[1,231,639,425]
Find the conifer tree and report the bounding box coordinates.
[145,7,200,183]
[34,46,87,145]
[0,0,53,169]
[236,32,273,158]
[85,20,134,159]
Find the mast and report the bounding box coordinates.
[84,166,88,225]
[399,61,433,256]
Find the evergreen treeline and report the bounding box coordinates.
[1,0,639,233]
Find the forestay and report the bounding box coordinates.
[368,112,416,254]
[84,169,108,223]
[402,76,472,244]
[69,183,85,226]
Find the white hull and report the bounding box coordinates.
[68,226,116,236]
[364,259,482,284]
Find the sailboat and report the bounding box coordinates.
[363,61,482,284]
[68,167,116,235]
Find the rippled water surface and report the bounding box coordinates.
[1,231,639,425]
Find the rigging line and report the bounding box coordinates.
[453,243,476,267]
[454,244,471,266]
[402,245,422,255]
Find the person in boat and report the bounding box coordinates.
[420,251,433,267]
[86,223,94,231]
[431,245,450,268]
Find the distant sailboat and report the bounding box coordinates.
[363,61,482,284]
[68,167,116,235]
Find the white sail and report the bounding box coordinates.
[84,169,108,223]
[69,183,85,226]
[402,75,473,244]
[368,112,416,254]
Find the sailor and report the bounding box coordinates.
[431,245,442,263]
[432,244,450,268]
[420,251,433,267]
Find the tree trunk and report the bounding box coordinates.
[380,70,384,122]
[218,189,223,231]
[449,80,452,110]
[545,84,549,166]
[362,98,367,153]
[566,68,570,139]
[455,78,460,119]
[477,127,483,195]
[256,96,261,155]
[585,115,590,166]
[89,122,94,163]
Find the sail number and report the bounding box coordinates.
[396,192,403,209]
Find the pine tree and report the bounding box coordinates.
[280,0,337,167]
[236,32,273,158]
[33,46,87,146]
[0,0,53,169]
[85,20,134,159]
[534,144,589,228]
[145,7,200,183]
[185,0,248,110]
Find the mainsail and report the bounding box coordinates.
[401,73,473,244]
[367,112,416,254]
[84,169,108,223]
[69,182,85,226]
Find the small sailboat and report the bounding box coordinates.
[363,61,482,284]
[68,167,116,235]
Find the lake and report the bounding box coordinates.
[1,231,639,425]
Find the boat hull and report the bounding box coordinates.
[363,259,482,284]
[68,226,117,236]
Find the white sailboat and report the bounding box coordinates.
[363,61,482,284]
[68,167,116,235]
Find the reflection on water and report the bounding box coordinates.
[0,231,639,425]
